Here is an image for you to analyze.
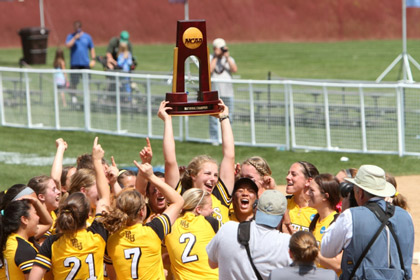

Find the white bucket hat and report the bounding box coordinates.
[213,38,226,49]
[344,165,396,197]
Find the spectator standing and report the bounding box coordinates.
[53,48,69,107]
[207,190,292,280]
[269,231,338,280]
[106,30,133,70]
[209,38,237,144]
[321,165,414,280]
[65,20,96,90]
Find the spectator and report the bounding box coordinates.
[207,190,292,280]
[229,177,258,222]
[209,38,237,145]
[65,20,96,91]
[53,48,69,107]
[106,30,133,70]
[269,231,338,280]
[117,42,133,93]
[321,165,414,280]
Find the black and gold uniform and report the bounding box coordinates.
[3,233,38,279]
[33,219,108,279]
[286,195,317,232]
[176,179,231,225]
[165,212,219,280]
[106,214,171,279]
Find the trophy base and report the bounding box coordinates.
[165,91,220,115]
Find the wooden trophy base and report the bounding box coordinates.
[166,91,220,115]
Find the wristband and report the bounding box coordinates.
[219,115,229,122]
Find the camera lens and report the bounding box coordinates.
[339,182,354,198]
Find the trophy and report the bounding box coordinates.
[165,20,219,115]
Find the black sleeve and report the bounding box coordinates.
[146,213,171,241]
[205,216,220,234]
[211,179,232,207]
[88,219,109,242]
[15,238,39,273]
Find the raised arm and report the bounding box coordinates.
[158,100,180,189]
[20,193,53,239]
[215,99,235,194]
[134,161,183,224]
[108,156,122,196]
[92,137,110,214]
[50,138,68,192]
[135,137,153,196]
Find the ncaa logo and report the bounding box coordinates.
[183,27,203,49]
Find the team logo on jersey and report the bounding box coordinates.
[124,230,135,242]
[310,214,316,221]
[180,220,190,228]
[320,226,326,235]
[71,238,83,250]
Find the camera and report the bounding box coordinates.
[339,181,358,208]
[221,46,228,53]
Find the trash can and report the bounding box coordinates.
[18,27,49,65]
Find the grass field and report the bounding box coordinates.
[1,40,420,189]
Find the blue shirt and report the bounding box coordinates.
[66,32,94,67]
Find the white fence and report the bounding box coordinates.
[0,66,420,156]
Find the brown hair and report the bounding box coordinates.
[76,154,107,171]
[297,161,319,179]
[68,169,96,194]
[27,175,54,195]
[386,173,409,211]
[241,156,272,176]
[180,155,218,190]
[56,192,90,234]
[100,188,145,234]
[289,231,319,263]
[314,173,340,209]
[53,48,65,69]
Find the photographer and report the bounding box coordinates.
[335,168,358,211]
[209,38,237,145]
[321,165,414,280]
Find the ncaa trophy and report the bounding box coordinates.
[165,20,219,115]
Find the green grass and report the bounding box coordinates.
[1,40,420,190]
[0,125,419,191]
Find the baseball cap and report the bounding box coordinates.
[233,178,259,197]
[120,30,130,44]
[255,190,286,228]
[344,165,396,197]
[213,38,226,49]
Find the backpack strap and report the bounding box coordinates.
[237,221,263,280]
[309,213,338,233]
[349,202,401,279]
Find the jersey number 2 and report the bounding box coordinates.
[179,233,198,263]
[64,253,97,280]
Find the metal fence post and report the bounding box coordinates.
[289,84,296,149]
[323,85,331,149]
[24,71,32,128]
[284,83,290,150]
[248,82,256,145]
[147,75,152,137]
[53,71,60,129]
[82,71,91,131]
[396,86,404,156]
[116,74,121,133]
[359,86,367,152]
[0,73,4,126]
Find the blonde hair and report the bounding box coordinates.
[100,188,145,234]
[180,155,218,190]
[181,188,211,214]
[241,156,272,177]
[289,231,319,263]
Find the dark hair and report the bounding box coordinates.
[28,175,54,196]
[77,154,107,171]
[60,166,75,188]
[297,161,319,179]
[146,171,165,197]
[53,48,65,69]
[386,173,409,211]
[0,184,28,210]
[0,200,31,261]
[73,20,82,30]
[289,231,319,263]
[56,192,90,234]
[314,174,340,209]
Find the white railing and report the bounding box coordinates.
[1,66,419,156]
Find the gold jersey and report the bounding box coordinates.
[165,212,219,280]
[286,195,317,232]
[176,179,232,225]
[3,233,38,279]
[33,219,108,280]
[106,214,171,280]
